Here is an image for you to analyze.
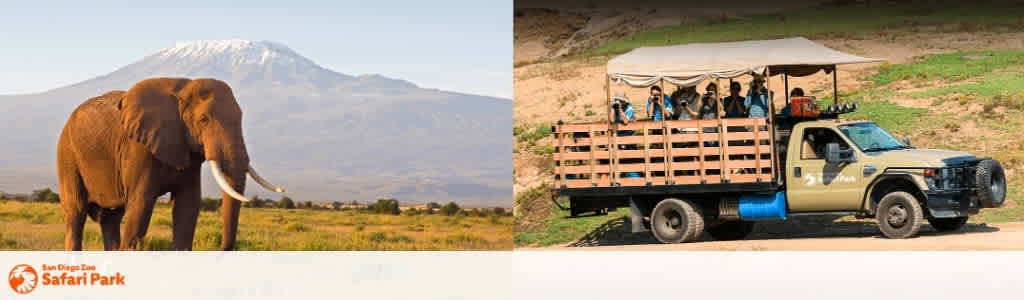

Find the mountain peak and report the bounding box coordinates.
[153,39,309,67]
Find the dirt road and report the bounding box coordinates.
[526,218,1024,250]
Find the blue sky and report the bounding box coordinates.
[0,0,511,98]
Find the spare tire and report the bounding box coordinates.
[975,159,1006,208]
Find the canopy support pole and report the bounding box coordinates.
[766,67,777,183]
[606,75,617,187]
[784,73,789,105]
[717,78,729,182]
[833,65,838,105]
[660,78,672,185]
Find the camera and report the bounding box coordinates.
[612,99,628,111]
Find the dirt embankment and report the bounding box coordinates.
[513,1,830,64]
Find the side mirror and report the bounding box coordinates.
[825,142,856,164]
[902,137,911,147]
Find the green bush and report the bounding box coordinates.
[278,197,295,209]
[31,188,59,203]
[373,198,400,215]
[516,123,553,146]
[440,202,461,216]
[199,197,221,212]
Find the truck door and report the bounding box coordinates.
[786,127,865,212]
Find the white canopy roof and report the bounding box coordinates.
[606,37,883,87]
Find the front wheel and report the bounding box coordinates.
[650,198,704,244]
[876,191,924,239]
[929,217,968,232]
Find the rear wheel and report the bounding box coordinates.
[707,221,755,241]
[929,217,968,232]
[650,198,704,244]
[876,191,924,239]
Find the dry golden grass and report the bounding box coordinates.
[0,200,513,250]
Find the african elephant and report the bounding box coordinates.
[56,77,284,250]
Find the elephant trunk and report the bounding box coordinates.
[205,126,284,251]
[207,134,250,251]
[219,173,245,251]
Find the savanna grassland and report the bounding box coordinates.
[0,200,513,250]
[514,1,1024,247]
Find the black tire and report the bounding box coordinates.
[650,198,703,244]
[929,217,968,232]
[687,204,705,243]
[976,159,1006,208]
[876,191,924,239]
[707,221,755,241]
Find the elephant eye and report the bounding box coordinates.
[198,115,210,124]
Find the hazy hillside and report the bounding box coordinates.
[0,40,510,206]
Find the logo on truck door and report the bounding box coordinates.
[803,172,856,186]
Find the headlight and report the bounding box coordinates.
[924,168,938,189]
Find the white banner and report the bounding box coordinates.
[4,251,1023,299]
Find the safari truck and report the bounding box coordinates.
[549,37,1007,243]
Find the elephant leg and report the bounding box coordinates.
[58,164,88,251]
[98,208,124,250]
[120,191,158,250]
[62,210,87,251]
[171,169,201,250]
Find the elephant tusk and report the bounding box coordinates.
[209,161,251,202]
[247,164,285,193]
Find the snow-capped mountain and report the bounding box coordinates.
[0,40,510,206]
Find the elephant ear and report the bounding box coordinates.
[119,83,192,170]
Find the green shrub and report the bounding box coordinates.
[373,198,400,215]
[440,202,461,216]
[199,197,221,212]
[516,123,553,145]
[278,197,295,209]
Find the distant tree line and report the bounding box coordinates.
[0,188,60,203]
[0,188,512,217]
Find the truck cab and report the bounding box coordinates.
[782,119,1004,237]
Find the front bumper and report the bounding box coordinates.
[922,162,984,218]
[924,189,980,218]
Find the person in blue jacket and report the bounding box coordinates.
[612,92,642,179]
[745,74,772,118]
[646,85,673,121]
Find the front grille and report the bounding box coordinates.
[928,164,977,191]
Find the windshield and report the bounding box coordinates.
[838,122,908,152]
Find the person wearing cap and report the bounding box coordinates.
[646,85,673,121]
[611,92,642,178]
[723,81,747,118]
[613,92,635,128]
[744,74,772,118]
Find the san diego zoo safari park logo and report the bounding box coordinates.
[9,263,125,295]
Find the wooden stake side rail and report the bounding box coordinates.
[554,118,773,188]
